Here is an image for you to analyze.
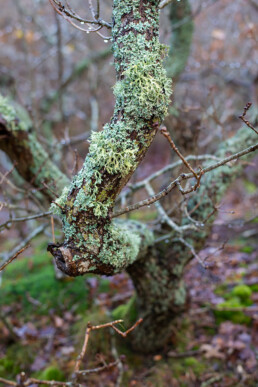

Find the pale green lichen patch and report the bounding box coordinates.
[114,50,171,121]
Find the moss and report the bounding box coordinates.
[231,284,252,301]
[240,246,254,254]
[214,298,252,325]
[0,251,89,315]
[183,357,206,376]
[250,284,258,292]
[111,295,137,324]
[0,343,38,379]
[38,366,65,383]
[0,357,21,378]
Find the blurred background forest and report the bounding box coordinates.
[0,0,257,386]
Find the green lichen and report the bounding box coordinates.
[89,125,139,175]
[114,49,171,121]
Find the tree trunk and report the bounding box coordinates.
[127,126,257,351]
[127,241,190,352]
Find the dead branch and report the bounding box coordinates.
[75,360,120,376]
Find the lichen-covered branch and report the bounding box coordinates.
[0,95,69,200]
[48,0,172,277]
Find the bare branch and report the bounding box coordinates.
[121,154,219,199]
[145,182,196,233]
[74,318,142,375]
[75,360,120,376]
[1,224,47,267]
[113,141,258,218]
[0,244,30,272]
[0,211,52,231]
[48,0,112,40]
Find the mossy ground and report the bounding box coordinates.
[0,225,257,385]
[0,242,90,316]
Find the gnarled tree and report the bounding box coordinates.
[0,0,257,352]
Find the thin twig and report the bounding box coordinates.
[51,216,56,243]
[239,102,258,135]
[160,126,198,179]
[145,182,196,233]
[75,360,120,376]
[74,324,91,372]
[120,154,219,201]
[0,245,29,272]
[0,163,17,185]
[178,237,206,268]
[0,377,17,386]
[0,211,52,231]
[1,224,47,263]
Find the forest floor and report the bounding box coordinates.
[0,178,257,387]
